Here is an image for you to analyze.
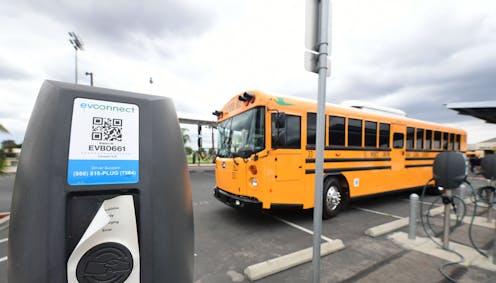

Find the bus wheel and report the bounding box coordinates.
[323,177,345,219]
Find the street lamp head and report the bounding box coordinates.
[68,32,84,51]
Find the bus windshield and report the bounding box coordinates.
[217,107,265,158]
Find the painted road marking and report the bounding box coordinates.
[0,257,6,263]
[244,240,345,281]
[353,206,404,219]
[268,214,334,242]
[0,238,7,244]
[243,213,345,281]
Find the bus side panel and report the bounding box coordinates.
[268,150,313,208]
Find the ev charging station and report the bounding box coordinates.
[432,151,467,248]
[9,81,193,282]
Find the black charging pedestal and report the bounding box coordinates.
[480,154,496,263]
[433,151,467,249]
[8,80,193,282]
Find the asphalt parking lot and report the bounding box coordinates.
[0,171,495,282]
[191,169,496,283]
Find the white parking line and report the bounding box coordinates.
[352,206,404,219]
[0,238,7,244]
[246,213,345,281]
[0,257,7,263]
[268,214,334,242]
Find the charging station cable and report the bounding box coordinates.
[464,180,495,258]
[420,179,465,283]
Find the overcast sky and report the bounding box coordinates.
[1,0,495,147]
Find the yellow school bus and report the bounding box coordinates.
[213,91,467,218]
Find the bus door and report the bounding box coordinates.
[271,113,304,203]
[391,124,406,171]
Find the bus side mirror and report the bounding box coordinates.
[275,112,286,129]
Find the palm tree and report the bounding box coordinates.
[181,128,190,144]
[0,124,8,134]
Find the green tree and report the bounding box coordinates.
[181,128,192,160]
[0,125,9,174]
[0,124,8,134]
[184,146,193,155]
[181,128,190,145]
[1,139,17,150]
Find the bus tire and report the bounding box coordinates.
[322,177,346,219]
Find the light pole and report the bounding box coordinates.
[85,72,93,86]
[149,77,153,94]
[68,32,84,84]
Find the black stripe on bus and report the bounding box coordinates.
[405,157,436,161]
[306,158,391,163]
[405,164,433,168]
[306,145,391,152]
[305,166,391,174]
[406,149,443,153]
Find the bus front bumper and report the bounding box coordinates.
[213,187,262,209]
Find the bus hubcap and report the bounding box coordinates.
[326,185,341,211]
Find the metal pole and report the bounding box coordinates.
[458,184,465,219]
[491,180,496,264]
[492,214,496,264]
[85,72,93,86]
[75,48,78,84]
[442,189,452,249]
[488,189,494,222]
[312,1,330,282]
[409,193,419,240]
[211,126,215,160]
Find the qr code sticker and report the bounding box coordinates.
[92,117,123,141]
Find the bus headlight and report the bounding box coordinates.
[250,177,258,187]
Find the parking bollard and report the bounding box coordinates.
[488,186,494,223]
[442,189,452,249]
[457,184,465,219]
[409,193,419,240]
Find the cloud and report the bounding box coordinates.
[1,0,495,145]
[323,0,496,130]
[15,0,214,38]
[9,0,217,59]
[0,59,32,80]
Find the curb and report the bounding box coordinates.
[243,240,345,281]
[389,231,496,272]
[0,215,10,231]
[365,206,446,238]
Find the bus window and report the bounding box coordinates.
[455,134,460,151]
[271,113,301,149]
[307,113,316,146]
[379,123,390,148]
[393,133,404,149]
[425,130,432,150]
[348,118,362,147]
[449,133,454,150]
[433,131,441,149]
[329,116,345,146]
[416,128,424,149]
[406,127,414,149]
[443,132,449,150]
[365,121,377,147]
